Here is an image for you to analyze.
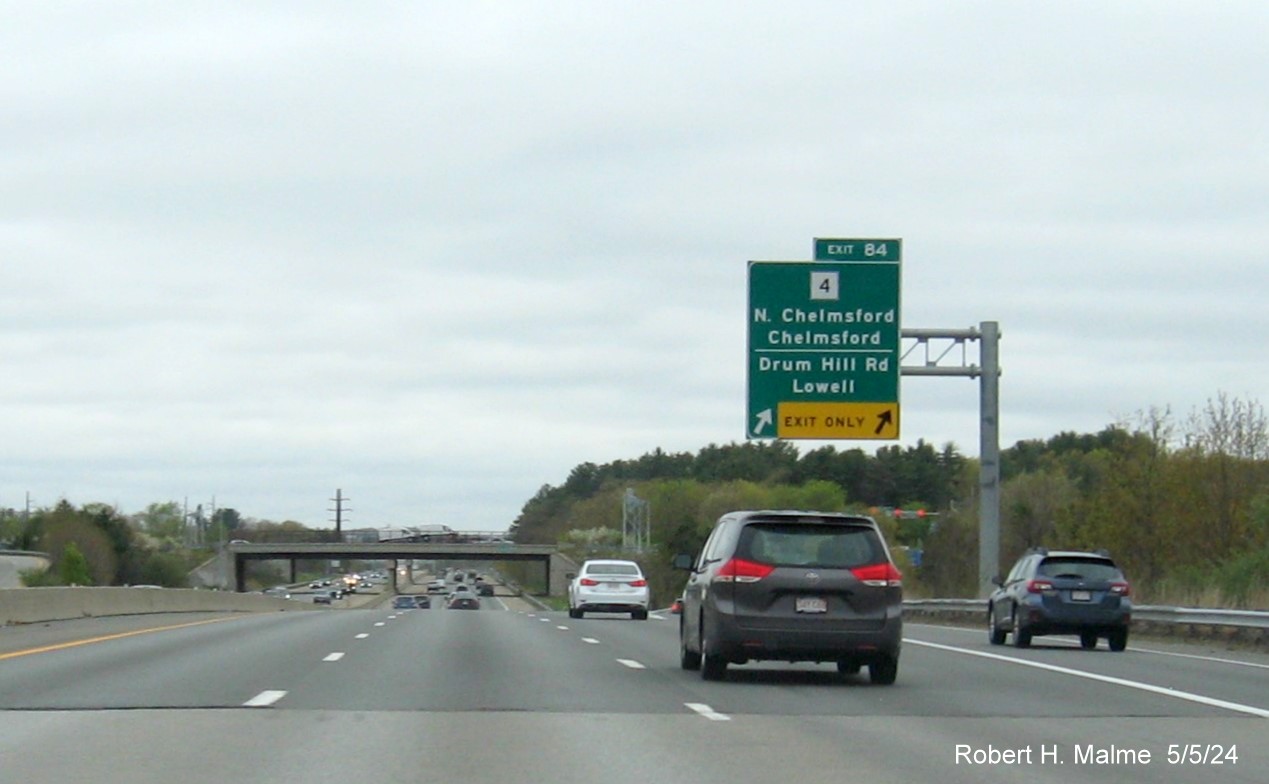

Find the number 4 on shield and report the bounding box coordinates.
[811,270,839,301]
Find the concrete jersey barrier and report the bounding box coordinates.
[0,586,316,625]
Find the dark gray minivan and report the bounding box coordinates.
[674,510,903,684]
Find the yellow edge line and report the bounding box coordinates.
[0,616,243,661]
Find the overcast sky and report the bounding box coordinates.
[3,2,1266,532]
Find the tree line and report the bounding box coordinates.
[6,392,1265,606]
[0,500,331,588]
[510,393,1268,607]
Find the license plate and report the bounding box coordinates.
[1070,590,1092,602]
[603,583,623,590]
[796,597,827,613]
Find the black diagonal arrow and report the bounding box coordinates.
[874,409,894,435]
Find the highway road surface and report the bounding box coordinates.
[1,598,1265,783]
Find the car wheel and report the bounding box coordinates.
[836,659,860,675]
[988,607,1006,645]
[632,609,648,620]
[869,655,898,685]
[568,607,581,619]
[1108,628,1129,652]
[699,622,728,681]
[1012,613,1032,648]
[1080,632,1099,649]
[679,620,701,671]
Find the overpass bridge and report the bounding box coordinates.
[227,541,571,595]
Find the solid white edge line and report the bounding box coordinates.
[914,623,1269,669]
[243,690,287,707]
[1132,646,1269,670]
[617,659,646,669]
[906,639,1269,718]
[685,702,731,721]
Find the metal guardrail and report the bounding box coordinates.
[903,599,1269,630]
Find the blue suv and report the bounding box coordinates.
[989,548,1132,651]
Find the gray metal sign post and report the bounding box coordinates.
[900,322,1001,597]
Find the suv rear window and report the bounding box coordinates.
[737,523,885,569]
[1037,557,1122,581]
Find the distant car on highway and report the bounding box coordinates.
[989,548,1132,651]
[675,510,903,684]
[413,595,431,609]
[392,595,417,610]
[446,593,480,610]
[426,579,447,594]
[312,592,333,605]
[568,559,650,620]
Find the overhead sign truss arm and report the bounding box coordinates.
[900,327,988,377]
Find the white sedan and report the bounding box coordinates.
[568,559,650,620]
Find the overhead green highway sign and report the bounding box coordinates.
[748,239,901,440]
[813,237,902,262]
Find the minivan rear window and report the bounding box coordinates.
[737,523,884,569]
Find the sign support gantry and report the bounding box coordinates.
[900,322,1001,598]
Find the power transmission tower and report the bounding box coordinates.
[622,488,649,552]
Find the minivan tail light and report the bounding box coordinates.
[1109,581,1131,596]
[714,558,775,584]
[850,563,902,588]
[1026,579,1054,594]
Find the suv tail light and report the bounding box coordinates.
[1026,579,1054,594]
[850,563,903,587]
[1109,581,1131,596]
[715,558,775,584]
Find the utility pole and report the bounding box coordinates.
[329,489,350,542]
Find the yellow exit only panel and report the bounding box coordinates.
[776,402,900,440]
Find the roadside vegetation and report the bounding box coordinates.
[508,393,1268,609]
[4,392,1265,609]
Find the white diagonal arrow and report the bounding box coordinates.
[753,408,773,435]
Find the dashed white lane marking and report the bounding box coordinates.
[539,618,551,622]
[374,622,386,627]
[355,633,369,639]
[556,625,570,630]
[617,659,646,669]
[685,702,730,721]
[582,638,600,645]
[323,652,345,662]
[243,690,287,707]
[907,639,1269,719]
